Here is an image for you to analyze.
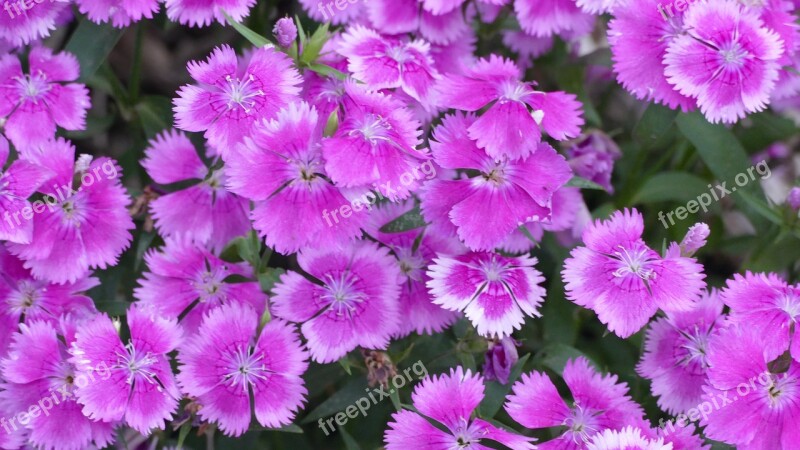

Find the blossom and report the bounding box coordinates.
[421,112,572,250]
[166,0,256,27]
[562,209,706,338]
[435,55,583,160]
[0,136,53,244]
[273,17,297,47]
[173,45,302,159]
[637,290,725,415]
[69,304,182,434]
[720,272,800,362]
[320,82,426,198]
[366,0,472,45]
[678,222,709,257]
[1,320,117,450]
[702,325,800,448]
[483,337,520,384]
[427,251,546,338]
[664,0,784,123]
[141,130,250,252]
[7,138,134,284]
[338,26,440,103]
[587,427,671,450]
[566,130,622,194]
[134,237,268,334]
[576,0,620,14]
[505,357,646,448]
[298,0,366,24]
[788,186,800,209]
[271,240,402,363]
[75,0,161,27]
[514,0,595,38]
[384,367,535,450]
[608,0,696,111]
[226,101,363,254]
[0,0,69,47]
[0,47,90,152]
[366,201,462,337]
[176,302,308,436]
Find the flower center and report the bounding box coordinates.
[719,42,748,68]
[563,404,600,444]
[777,293,800,322]
[114,342,158,385]
[14,72,51,103]
[610,245,657,281]
[223,74,265,112]
[321,272,366,318]
[193,262,229,303]
[350,113,393,144]
[500,81,530,103]
[8,281,39,315]
[223,346,269,392]
[677,325,712,372]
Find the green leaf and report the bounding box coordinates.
[65,19,125,83]
[632,171,714,205]
[566,176,606,191]
[538,343,594,376]
[340,427,362,450]
[339,356,353,375]
[634,104,678,151]
[301,378,369,423]
[478,353,530,418]
[136,96,174,139]
[301,23,330,65]
[222,11,273,47]
[324,108,340,137]
[379,206,427,233]
[258,268,285,295]
[306,63,349,80]
[176,422,191,450]
[517,225,538,245]
[235,231,262,269]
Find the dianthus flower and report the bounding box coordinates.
[75,0,161,27]
[166,0,256,27]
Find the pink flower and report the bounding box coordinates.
[720,272,800,362]
[226,101,363,254]
[142,130,250,252]
[566,130,622,194]
[76,0,161,27]
[587,427,671,450]
[427,251,546,338]
[338,26,440,103]
[7,139,134,284]
[421,112,572,250]
[69,305,182,434]
[173,45,302,159]
[637,290,725,415]
[0,0,70,47]
[166,0,256,27]
[0,137,53,244]
[0,47,90,152]
[664,0,784,123]
[435,55,583,160]
[562,209,706,338]
[385,367,535,450]
[320,82,426,198]
[367,201,463,337]
[273,16,297,48]
[366,0,472,45]
[515,0,595,38]
[271,240,402,363]
[176,302,308,436]
[1,320,117,450]
[134,237,268,334]
[505,357,646,448]
[702,325,800,448]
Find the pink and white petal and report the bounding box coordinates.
[468,100,541,160]
[142,130,207,184]
[385,410,454,450]
[505,371,570,428]
[524,91,584,140]
[412,367,483,430]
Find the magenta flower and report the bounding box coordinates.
[505,357,646,448]
[483,337,520,385]
[435,55,583,160]
[271,240,402,363]
[637,290,725,415]
[721,272,800,362]
[367,201,463,337]
[366,0,472,45]
[515,0,595,38]
[298,0,366,24]
[427,251,546,338]
[142,130,250,252]
[562,209,706,338]
[608,0,696,111]
[134,237,268,334]
[339,26,441,103]
[421,112,572,250]
[702,325,800,448]
[678,222,709,257]
[1,320,117,450]
[173,45,302,159]
[7,138,134,284]
[0,136,53,244]
[586,427,671,450]
[69,304,182,434]
[273,17,297,48]
[176,302,308,436]
[0,47,90,152]
[385,367,535,450]
[566,130,622,194]
[226,101,363,254]
[166,0,256,27]
[321,82,427,198]
[0,0,69,47]
[664,0,784,123]
[0,246,98,326]
[75,0,161,27]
